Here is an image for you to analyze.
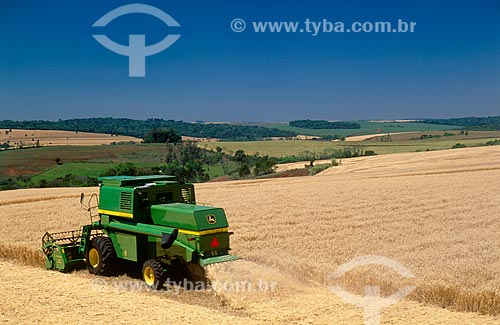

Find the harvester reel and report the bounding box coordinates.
[86,237,117,276]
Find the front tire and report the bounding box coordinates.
[142,259,166,290]
[87,236,116,276]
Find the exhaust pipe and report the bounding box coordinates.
[161,229,178,249]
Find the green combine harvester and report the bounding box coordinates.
[41,175,239,289]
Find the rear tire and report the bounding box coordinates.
[187,262,207,283]
[142,259,166,290]
[87,236,116,276]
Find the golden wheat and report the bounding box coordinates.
[1,146,500,323]
[0,129,140,146]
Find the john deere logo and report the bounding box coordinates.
[206,214,216,224]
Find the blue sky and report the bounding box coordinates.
[0,0,499,121]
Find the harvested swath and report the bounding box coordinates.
[0,259,256,324]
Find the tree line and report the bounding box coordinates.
[289,119,361,129]
[0,118,296,141]
[421,116,500,130]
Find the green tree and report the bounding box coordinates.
[253,156,277,176]
[234,149,247,163]
[214,146,224,163]
[163,141,209,182]
[144,128,181,143]
[238,163,251,178]
[102,162,138,176]
[289,119,361,129]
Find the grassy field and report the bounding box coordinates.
[1,146,500,323]
[0,143,167,177]
[30,162,115,182]
[206,137,499,157]
[262,121,460,137]
[29,162,163,183]
[0,142,238,184]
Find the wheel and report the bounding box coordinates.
[187,262,207,283]
[142,259,166,290]
[87,236,116,276]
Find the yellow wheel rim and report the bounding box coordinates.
[88,248,100,268]
[144,266,155,286]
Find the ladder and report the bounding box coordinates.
[78,225,93,255]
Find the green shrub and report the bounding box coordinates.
[364,150,377,156]
[309,163,332,175]
[452,143,466,149]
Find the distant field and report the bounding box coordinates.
[318,145,500,177]
[205,137,499,157]
[0,143,166,177]
[30,162,115,183]
[0,129,141,146]
[0,142,238,183]
[29,162,235,184]
[363,130,500,142]
[262,121,460,137]
[29,162,163,183]
[2,130,499,184]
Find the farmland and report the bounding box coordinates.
[0,129,140,146]
[262,121,460,138]
[1,146,500,323]
[204,135,500,157]
[0,145,235,187]
[0,143,166,177]
[2,129,499,188]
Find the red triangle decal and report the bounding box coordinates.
[210,237,219,248]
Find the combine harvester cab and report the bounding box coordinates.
[42,175,239,289]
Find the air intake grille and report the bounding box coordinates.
[120,192,132,210]
[181,188,193,203]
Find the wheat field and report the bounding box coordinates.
[0,129,141,146]
[1,146,500,324]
